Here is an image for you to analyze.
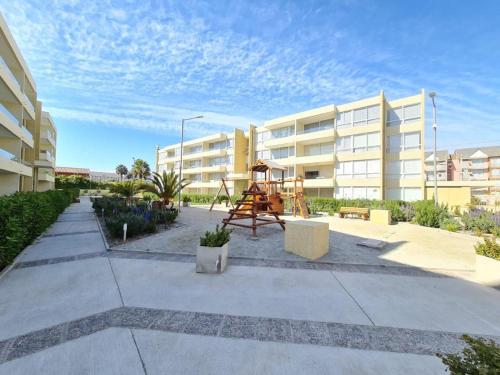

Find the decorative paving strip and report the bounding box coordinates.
[56,218,97,223]
[107,250,453,278]
[14,252,108,269]
[43,230,100,238]
[2,306,499,365]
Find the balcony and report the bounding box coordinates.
[263,135,295,148]
[295,153,334,165]
[0,148,32,176]
[22,92,35,118]
[41,130,56,147]
[35,151,55,168]
[38,170,55,182]
[424,163,447,172]
[468,162,489,169]
[0,55,21,91]
[183,148,226,161]
[295,128,335,144]
[303,178,334,188]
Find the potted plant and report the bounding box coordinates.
[182,195,191,207]
[197,225,231,273]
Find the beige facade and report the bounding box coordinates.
[0,12,56,195]
[157,91,426,200]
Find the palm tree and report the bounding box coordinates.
[109,180,140,206]
[131,159,151,179]
[115,164,128,181]
[144,170,190,207]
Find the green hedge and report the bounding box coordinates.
[0,189,79,271]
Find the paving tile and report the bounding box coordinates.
[290,320,332,346]
[7,324,66,361]
[220,315,259,339]
[183,312,224,336]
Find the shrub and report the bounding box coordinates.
[200,225,231,247]
[105,212,156,238]
[462,209,499,235]
[182,194,213,205]
[437,334,500,374]
[182,195,191,203]
[440,218,461,232]
[0,190,77,271]
[153,209,178,225]
[413,200,450,228]
[92,197,127,217]
[475,236,500,260]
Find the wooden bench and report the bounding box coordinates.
[339,207,369,220]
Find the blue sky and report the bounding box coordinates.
[1,0,499,172]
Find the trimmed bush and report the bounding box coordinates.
[105,213,156,238]
[413,200,450,228]
[0,189,78,271]
[475,236,500,260]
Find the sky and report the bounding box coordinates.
[1,0,499,172]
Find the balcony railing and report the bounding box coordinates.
[0,102,20,126]
[22,92,35,114]
[0,56,21,91]
[0,148,17,161]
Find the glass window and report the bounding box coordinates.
[336,136,351,152]
[367,159,380,177]
[403,188,422,201]
[353,134,367,152]
[353,187,367,199]
[336,110,352,128]
[367,132,380,150]
[367,105,380,124]
[387,107,403,125]
[404,132,421,150]
[404,104,420,123]
[305,144,321,156]
[367,187,380,200]
[321,142,334,154]
[305,170,319,179]
[388,161,402,178]
[403,159,421,177]
[353,108,367,126]
[353,160,367,177]
[303,122,319,133]
[319,119,335,130]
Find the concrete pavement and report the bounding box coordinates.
[1,197,499,374]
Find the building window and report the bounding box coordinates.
[209,140,230,150]
[336,159,380,179]
[271,125,294,139]
[271,166,294,180]
[256,131,271,145]
[305,170,320,179]
[270,146,294,160]
[387,132,421,152]
[387,159,421,179]
[387,187,422,201]
[387,103,421,126]
[303,119,334,133]
[337,132,380,153]
[304,142,334,156]
[208,156,230,166]
[335,186,380,200]
[336,104,380,129]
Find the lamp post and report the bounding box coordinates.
[429,92,438,206]
[178,115,204,212]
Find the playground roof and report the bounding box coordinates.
[251,159,287,172]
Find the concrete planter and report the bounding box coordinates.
[475,255,500,287]
[182,201,190,207]
[196,242,229,273]
[370,209,391,225]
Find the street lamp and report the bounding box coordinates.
[429,92,438,206]
[178,115,204,212]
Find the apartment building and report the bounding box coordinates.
[451,146,500,196]
[156,129,248,195]
[0,13,57,195]
[424,150,449,181]
[157,91,426,201]
[33,110,57,191]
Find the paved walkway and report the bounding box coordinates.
[1,197,500,374]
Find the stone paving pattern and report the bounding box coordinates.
[0,197,499,374]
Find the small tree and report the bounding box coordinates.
[115,164,128,181]
[109,180,140,206]
[131,159,151,179]
[143,170,190,207]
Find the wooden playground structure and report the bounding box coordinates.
[218,160,310,235]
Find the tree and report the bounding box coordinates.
[143,170,190,206]
[109,180,140,206]
[131,159,151,179]
[115,164,128,181]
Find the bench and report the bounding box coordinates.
[339,207,369,220]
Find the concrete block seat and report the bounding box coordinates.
[284,220,329,260]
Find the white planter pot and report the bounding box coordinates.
[182,202,189,207]
[196,242,229,273]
